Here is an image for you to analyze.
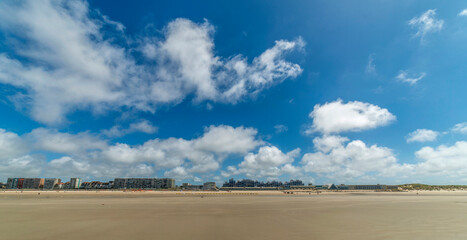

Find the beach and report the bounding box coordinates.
[1,191,467,240]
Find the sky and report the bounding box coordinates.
[0,0,467,185]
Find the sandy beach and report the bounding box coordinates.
[1,190,467,240]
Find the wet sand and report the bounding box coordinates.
[1,191,467,240]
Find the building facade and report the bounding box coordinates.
[113,178,175,189]
[6,178,18,189]
[22,178,44,189]
[70,178,82,189]
[43,178,61,189]
[203,182,217,190]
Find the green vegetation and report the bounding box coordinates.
[398,184,467,191]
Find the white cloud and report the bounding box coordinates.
[0,124,265,181]
[452,122,467,134]
[302,136,399,181]
[274,124,288,134]
[415,141,467,177]
[193,125,261,154]
[408,9,444,42]
[301,133,467,183]
[0,129,42,179]
[101,125,262,175]
[0,129,28,160]
[396,70,426,85]
[26,128,108,154]
[44,156,156,179]
[365,53,376,74]
[163,166,202,182]
[0,155,44,178]
[458,9,467,16]
[129,120,158,134]
[307,99,396,134]
[102,120,158,137]
[406,129,439,143]
[223,146,300,179]
[0,0,304,125]
[153,18,218,101]
[312,135,349,153]
[48,156,91,175]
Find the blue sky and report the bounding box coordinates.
[0,0,467,185]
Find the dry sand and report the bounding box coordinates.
[1,190,467,240]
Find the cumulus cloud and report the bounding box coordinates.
[301,134,467,183]
[0,125,265,181]
[406,129,439,143]
[193,125,262,154]
[0,155,45,178]
[0,128,44,178]
[306,99,396,134]
[302,136,398,181]
[26,128,108,154]
[223,146,301,179]
[101,125,262,177]
[312,135,349,153]
[396,70,426,85]
[0,0,304,125]
[164,166,202,182]
[409,9,444,42]
[415,141,467,177]
[452,122,467,134]
[0,129,28,160]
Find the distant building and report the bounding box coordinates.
[181,183,202,190]
[285,179,304,187]
[113,178,175,189]
[22,178,44,189]
[6,178,28,189]
[0,182,4,189]
[44,178,61,189]
[80,181,113,189]
[154,178,175,189]
[17,178,24,189]
[70,178,82,189]
[180,182,217,191]
[203,182,217,190]
[222,179,307,189]
[63,182,71,189]
[6,178,18,189]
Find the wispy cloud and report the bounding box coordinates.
[102,120,158,138]
[365,53,376,74]
[409,9,444,43]
[452,122,467,134]
[458,9,467,16]
[274,125,288,134]
[0,0,304,125]
[396,70,426,85]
